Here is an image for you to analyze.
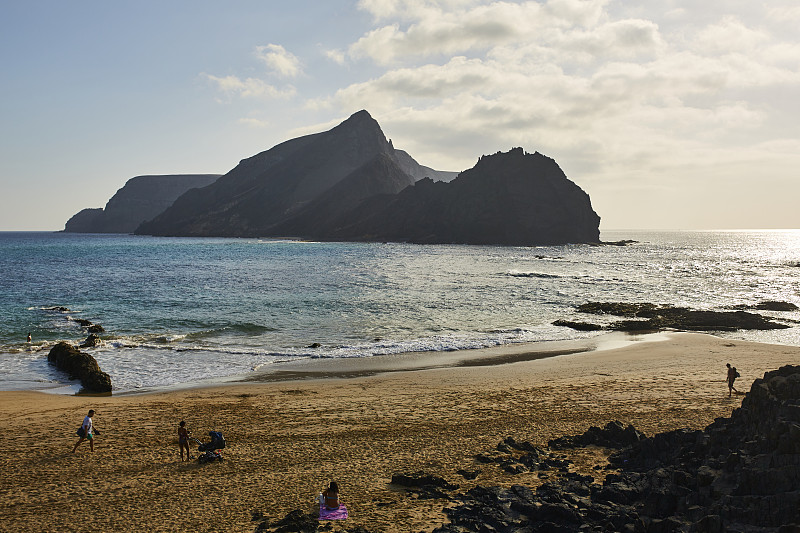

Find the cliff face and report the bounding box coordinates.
[131,112,599,246]
[316,148,601,245]
[137,110,411,237]
[64,174,220,233]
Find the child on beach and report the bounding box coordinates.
[178,421,190,461]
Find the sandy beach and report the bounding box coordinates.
[2,332,799,533]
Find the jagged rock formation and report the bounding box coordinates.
[270,152,418,237]
[136,112,600,246]
[137,111,431,237]
[47,341,112,393]
[64,174,220,233]
[318,148,600,245]
[394,148,458,183]
[431,365,800,532]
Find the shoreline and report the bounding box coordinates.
[27,330,672,396]
[3,332,800,532]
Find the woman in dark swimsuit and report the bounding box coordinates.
[178,420,190,461]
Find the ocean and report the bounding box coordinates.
[2,230,799,394]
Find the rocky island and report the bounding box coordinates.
[135,110,600,246]
[63,174,220,233]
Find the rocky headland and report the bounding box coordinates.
[312,147,600,245]
[64,174,220,233]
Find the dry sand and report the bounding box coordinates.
[2,332,799,532]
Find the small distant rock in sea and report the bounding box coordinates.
[731,300,799,312]
[79,333,101,348]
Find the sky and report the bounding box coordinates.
[1,0,799,231]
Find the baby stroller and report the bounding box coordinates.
[191,430,225,464]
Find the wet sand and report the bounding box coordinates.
[2,332,798,532]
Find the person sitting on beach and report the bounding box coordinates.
[72,409,97,453]
[726,363,739,397]
[178,420,190,461]
[322,481,340,510]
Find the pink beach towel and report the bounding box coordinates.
[319,504,348,521]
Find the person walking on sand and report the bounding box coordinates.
[726,363,739,397]
[178,420,191,461]
[72,409,98,453]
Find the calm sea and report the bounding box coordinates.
[2,230,799,393]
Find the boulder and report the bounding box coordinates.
[80,334,101,348]
[47,342,112,393]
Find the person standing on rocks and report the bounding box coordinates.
[72,409,98,453]
[726,363,739,397]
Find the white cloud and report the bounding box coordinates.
[203,74,295,100]
[324,48,347,65]
[693,16,768,54]
[255,44,302,78]
[237,117,271,128]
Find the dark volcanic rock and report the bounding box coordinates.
[254,509,317,532]
[552,319,604,331]
[136,112,599,246]
[271,152,416,238]
[435,365,800,532]
[391,471,459,499]
[574,301,789,331]
[47,341,112,393]
[732,300,799,312]
[323,147,600,246]
[64,174,221,233]
[137,110,423,237]
[548,420,645,449]
[80,334,101,348]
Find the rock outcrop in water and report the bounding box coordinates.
[47,341,112,393]
[64,174,221,233]
[554,302,790,332]
[136,111,600,246]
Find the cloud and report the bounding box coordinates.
[203,74,295,100]
[237,117,271,128]
[324,48,347,65]
[255,44,302,78]
[693,16,768,54]
[203,44,300,103]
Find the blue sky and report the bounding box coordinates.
[2,0,799,231]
